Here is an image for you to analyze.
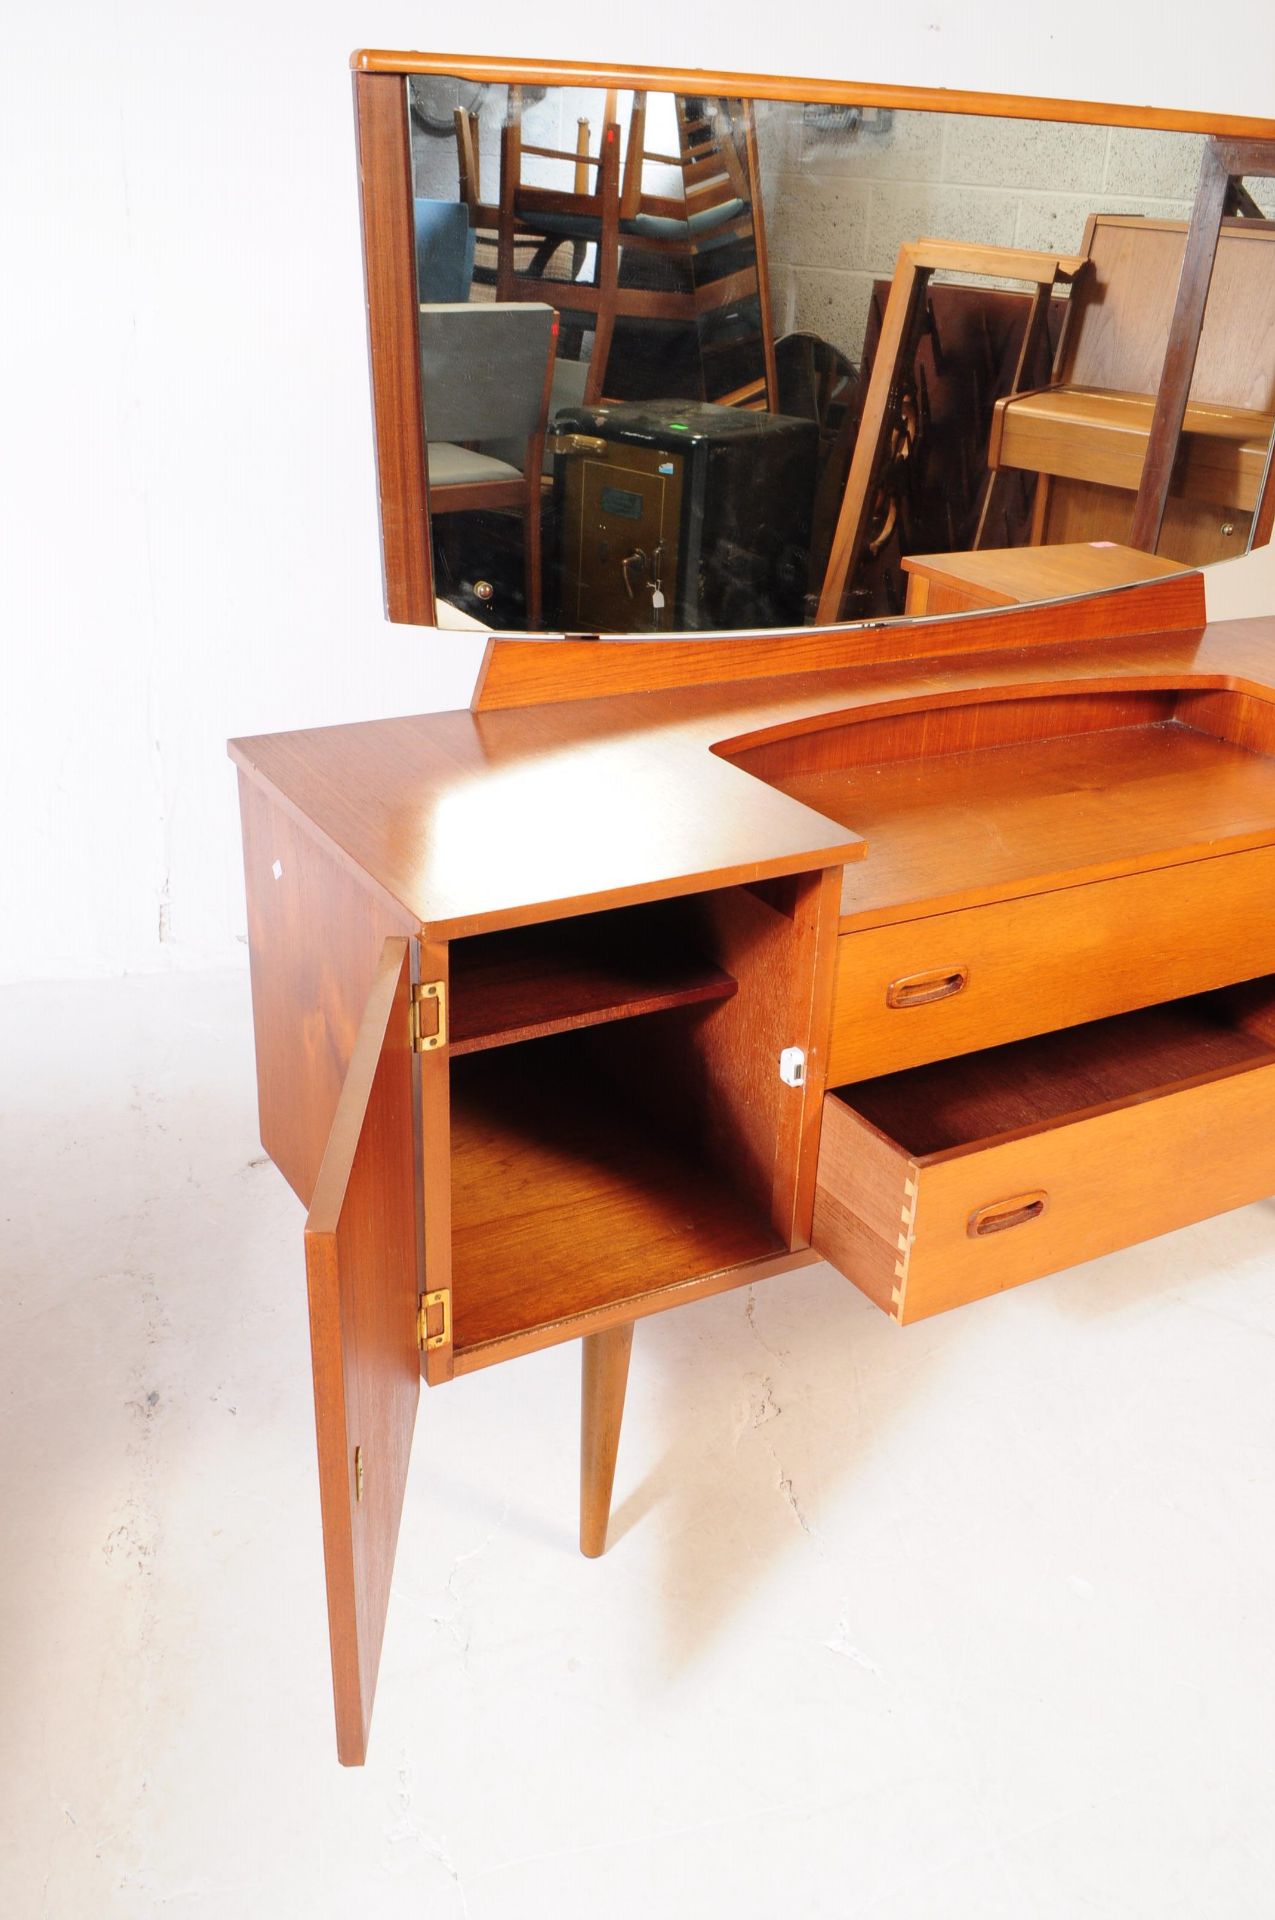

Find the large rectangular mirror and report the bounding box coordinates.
[354,53,1275,638]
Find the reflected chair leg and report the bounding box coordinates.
[524,481,543,629]
[580,1321,634,1558]
[584,305,616,406]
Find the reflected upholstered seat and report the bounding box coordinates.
[419,302,558,628]
[426,443,523,487]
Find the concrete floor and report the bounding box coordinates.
[4,967,1275,1918]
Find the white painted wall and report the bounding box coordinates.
[5,1,1274,983]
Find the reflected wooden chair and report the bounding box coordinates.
[418,302,558,628]
[494,87,777,408]
[451,106,498,289]
[453,106,494,229]
[493,88,622,314]
[452,103,594,293]
[614,92,778,409]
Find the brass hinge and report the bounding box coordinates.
[418,1288,451,1352]
[410,979,447,1053]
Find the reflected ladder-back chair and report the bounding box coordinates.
[452,106,498,287]
[816,239,1089,625]
[494,87,777,408]
[614,92,778,410]
[418,302,558,628]
[452,103,598,293]
[493,86,622,329]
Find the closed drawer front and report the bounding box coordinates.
[813,981,1275,1323]
[828,843,1275,1085]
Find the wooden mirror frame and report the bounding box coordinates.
[352,48,1275,636]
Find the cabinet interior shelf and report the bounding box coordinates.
[448,910,738,1055]
[449,1040,783,1352]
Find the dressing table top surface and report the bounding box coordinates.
[228,613,1275,938]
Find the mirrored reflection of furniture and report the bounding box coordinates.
[494,85,776,409]
[613,92,777,410]
[494,81,620,337]
[815,280,1071,617]
[452,91,629,299]
[1133,135,1275,554]
[550,399,817,632]
[452,100,534,290]
[355,51,1275,635]
[417,302,558,627]
[989,199,1275,566]
[232,557,1275,1764]
[816,240,1089,624]
[899,541,1188,615]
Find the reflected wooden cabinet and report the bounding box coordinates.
[232,564,1275,1761]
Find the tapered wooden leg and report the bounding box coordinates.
[579,1322,634,1558]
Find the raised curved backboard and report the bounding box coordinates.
[352,51,1275,642]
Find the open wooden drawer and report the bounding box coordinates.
[813,978,1275,1324]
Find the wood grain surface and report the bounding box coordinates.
[230,700,866,938]
[900,543,1187,611]
[349,51,1275,140]
[450,1247,821,1376]
[304,939,422,1765]
[1035,475,1253,567]
[469,572,1206,709]
[448,910,737,1054]
[816,981,1275,1322]
[800,718,1275,924]
[448,1039,786,1353]
[353,71,434,625]
[442,876,834,1355]
[237,771,418,1205]
[729,683,1275,927]
[827,841,1275,1083]
[230,608,1275,948]
[579,1323,634,1558]
[993,386,1272,509]
[1057,215,1275,410]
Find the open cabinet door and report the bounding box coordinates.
[304,936,421,1765]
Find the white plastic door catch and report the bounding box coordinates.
[779,1047,806,1087]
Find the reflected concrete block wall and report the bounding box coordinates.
[761,112,1218,365]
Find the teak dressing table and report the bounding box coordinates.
[232,572,1275,1763]
[231,52,1275,1762]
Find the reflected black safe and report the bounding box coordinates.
[551,401,818,634]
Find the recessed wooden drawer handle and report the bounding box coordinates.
[886,965,970,1009]
[968,1191,1049,1237]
